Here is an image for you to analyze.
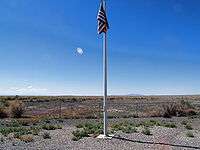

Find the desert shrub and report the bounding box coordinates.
[5,97,14,101]
[72,136,79,141]
[42,124,56,130]
[185,124,193,130]
[31,118,40,125]
[43,118,51,123]
[177,100,197,117]
[63,107,99,119]
[0,127,12,136]
[162,103,179,118]
[42,124,62,130]
[43,132,51,139]
[0,123,41,137]
[18,135,33,143]
[71,98,77,102]
[110,122,138,134]
[111,123,124,131]
[142,127,151,135]
[72,122,103,140]
[162,100,197,118]
[141,120,161,127]
[83,122,103,135]
[8,120,21,127]
[19,120,29,126]
[84,114,98,119]
[9,100,25,118]
[163,122,176,128]
[13,128,32,138]
[139,120,176,128]
[108,111,139,119]
[180,100,194,109]
[57,118,63,123]
[0,108,8,118]
[0,136,4,143]
[0,99,9,107]
[56,125,62,129]
[144,109,162,117]
[72,130,89,141]
[122,126,137,134]
[30,126,40,135]
[180,109,197,116]
[18,119,34,126]
[76,123,84,128]
[0,127,30,137]
[181,120,188,125]
[186,131,194,138]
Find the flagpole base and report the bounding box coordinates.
[96,134,114,139]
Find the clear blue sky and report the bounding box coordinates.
[1,0,200,96]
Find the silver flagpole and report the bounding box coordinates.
[103,0,108,137]
[103,30,108,136]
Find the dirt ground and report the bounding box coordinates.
[0,117,200,150]
[0,95,200,149]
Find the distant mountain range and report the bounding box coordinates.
[126,94,144,96]
[109,94,144,96]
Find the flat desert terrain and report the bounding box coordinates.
[0,95,200,150]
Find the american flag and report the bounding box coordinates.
[97,1,109,34]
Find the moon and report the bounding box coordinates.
[76,47,83,55]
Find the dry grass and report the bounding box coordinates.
[0,95,199,120]
[143,109,162,117]
[62,107,100,119]
[17,118,40,126]
[18,135,34,143]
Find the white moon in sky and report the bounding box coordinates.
[76,47,83,55]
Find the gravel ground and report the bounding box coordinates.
[0,118,200,150]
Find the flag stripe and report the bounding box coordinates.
[97,2,109,34]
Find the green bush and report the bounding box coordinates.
[110,122,138,134]
[185,124,193,130]
[163,122,176,128]
[180,100,194,109]
[72,136,79,141]
[8,120,21,127]
[76,124,84,128]
[43,132,51,139]
[186,131,194,138]
[111,123,124,131]
[14,129,32,138]
[0,127,30,137]
[42,124,62,130]
[122,126,137,134]
[30,126,41,135]
[0,136,4,143]
[72,122,103,141]
[18,119,31,126]
[0,123,41,137]
[181,120,188,125]
[72,129,89,141]
[142,127,151,135]
[141,120,161,127]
